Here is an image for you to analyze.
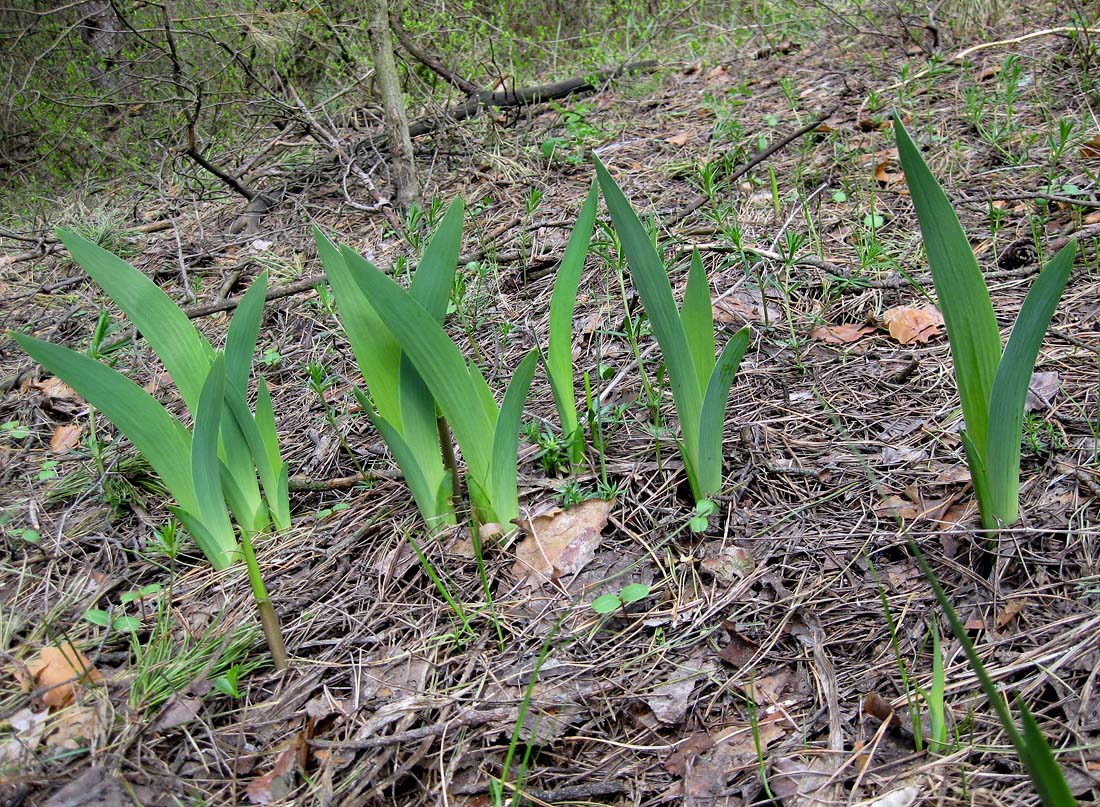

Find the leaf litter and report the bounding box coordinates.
[3,6,1100,807]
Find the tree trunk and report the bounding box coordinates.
[365,0,419,209]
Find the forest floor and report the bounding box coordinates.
[2,3,1100,806]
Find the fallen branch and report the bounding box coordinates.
[229,59,659,233]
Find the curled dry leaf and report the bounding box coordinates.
[882,306,944,344]
[810,323,874,344]
[50,423,84,453]
[29,376,79,401]
[512,498,614,586]
[665,130,692,147]
[246,733,308,805]
[22,643,104,709]
[873,148,904,186]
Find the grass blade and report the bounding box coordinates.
[57,228,214,411]
[893,117,1001,458]
[1016,696,1079,806]
[908,537,1077,806]
[548,180,598,462]
[11,333,197,513]
[681,249,716,396]
[695,327,750,499]
[985,241,1076,524]
[595,158,703,463]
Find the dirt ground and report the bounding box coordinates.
[2,3,1099,806]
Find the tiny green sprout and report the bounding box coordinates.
[592,583,651,616]
[214,664,243,699]
[38,460,59,482]
[690,499,718,533]
[261,347,282,367]
[18,529,41,544]
[864,212,885,230]
[2,421,30,441]
[832,190,848,203]
[84,607,140,632]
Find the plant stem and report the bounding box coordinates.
[437,414,462,513]
[239,530,288,671]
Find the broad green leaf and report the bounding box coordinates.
[346,263,496,496]
[681,249,716,396]
[893,117,1001,458]
[986,242,1075,525]
[315,230,401,426]
[596,159,703,464]
[366,400,456,530]
[254,377,290,530]
[928,621,948,751]
[548,181,598,462]
[188,356,237,569]
[11,333,197,513]
[408,199,463,320]
[217,409,266,533]
[224,272,268,393]
[57,228,214,411]
[695,327,750,501]
[488,350,539,525]
[960,430,994,530]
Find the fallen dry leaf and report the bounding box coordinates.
[0,708,50,767]
[665,130,692,147]
[44,704,99,750]
[874,495,919,520]
[246,733,307,804]
[50,424,84,453]
[23,643,104,709]
[1026,370,1060,410]
[882,306,944,344]
[1082,136,1100,160]
[512,498,613,586]
[995,598,1027,630]
[873,148,904,186]
[811,323,875,344]
[29,377,79,401]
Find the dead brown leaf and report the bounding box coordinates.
[811,323,874,344]
[0,708,49,767]
[50,424,84,453]
[873,148,904,186]
[29,377,79,401]
[1026,371,1060,410]
[512,498,613,586]
[995,598,1027,630]
[246,733,307,804]
[874,495,919,520]
[45,704,100,750]
[882,306,944,344]
[665,130,692,147]
[23,643,104,709]
[1082,136,1100,160]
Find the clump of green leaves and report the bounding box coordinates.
[316,203,463,532]
[12,230,290,668]
[595,160,751,531]
[318,201,537,529]
[894,116,1076,530]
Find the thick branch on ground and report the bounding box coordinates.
[228,60,658,233]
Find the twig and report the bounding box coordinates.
[663,107,836,227]
[388,11,480,96]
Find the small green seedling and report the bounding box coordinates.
[214,664,243,699]
[592,583,651,617]
[2,420,30,440]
